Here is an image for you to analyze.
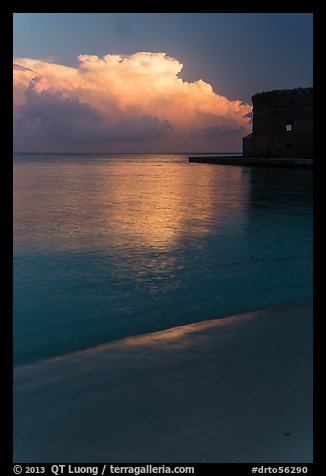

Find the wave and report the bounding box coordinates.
[14,298,312,370]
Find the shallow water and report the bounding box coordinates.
[13,153,313,365]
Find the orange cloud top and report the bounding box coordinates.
[13,52,252,152]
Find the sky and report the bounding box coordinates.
[13,13,313,153]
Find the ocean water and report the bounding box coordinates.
[13,153,313,366]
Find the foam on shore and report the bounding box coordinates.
[14,301,312,463]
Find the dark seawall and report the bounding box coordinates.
[189,156,313,169]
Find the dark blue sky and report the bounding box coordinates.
[14,13,313,103]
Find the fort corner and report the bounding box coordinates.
[189,87,313,168]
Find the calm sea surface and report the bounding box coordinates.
[13,153,313,365]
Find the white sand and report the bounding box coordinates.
[13,300,312,463]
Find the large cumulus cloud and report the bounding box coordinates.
[13,52,252,152]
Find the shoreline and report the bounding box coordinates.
[14,300,312,463]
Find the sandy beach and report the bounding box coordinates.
[13,300,312,463]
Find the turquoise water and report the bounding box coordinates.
[13,153,313,365]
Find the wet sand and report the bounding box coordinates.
[13,300,312,463]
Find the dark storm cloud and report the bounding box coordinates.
[13,77,173,148]
[14,80,108,144]
[198,125,247,139]
[112,116,172,142]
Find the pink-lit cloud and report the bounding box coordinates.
[13,52,252,152]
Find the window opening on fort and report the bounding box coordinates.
[286,120,294,132]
